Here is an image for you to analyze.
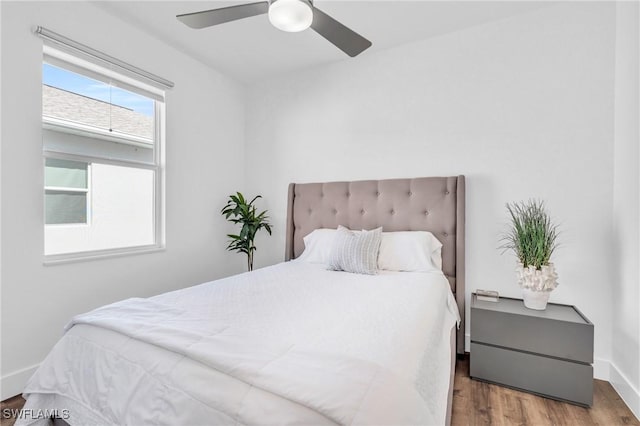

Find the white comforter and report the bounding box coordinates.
[19,261,460,426]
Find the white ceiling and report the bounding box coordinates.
[94,1,552,84]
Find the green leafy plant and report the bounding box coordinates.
[221,192,272,272]
[500,200,559,270]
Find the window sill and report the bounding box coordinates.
[43,244,165,266]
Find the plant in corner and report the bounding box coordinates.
[500,199,559,310]
[221,192,272,272]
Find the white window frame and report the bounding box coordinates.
[42,49,166,264]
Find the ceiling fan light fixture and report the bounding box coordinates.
[268,0,313,33]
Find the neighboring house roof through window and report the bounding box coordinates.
[43,84,153,141]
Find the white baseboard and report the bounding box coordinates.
[1,364,39,400]
[610,361,640,420]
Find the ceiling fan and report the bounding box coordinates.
[177,0,372,57]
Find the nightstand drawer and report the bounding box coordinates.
[471,299,593,364]
[470,342,593,406]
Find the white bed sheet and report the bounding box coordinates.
[19,261,459,426]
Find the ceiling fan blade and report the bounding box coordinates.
[311,7,372,57]
[177,2,269,29]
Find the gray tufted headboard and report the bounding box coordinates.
[284,176,466,355]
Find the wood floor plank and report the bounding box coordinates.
[452,357,472,425]
[0,395,25,426]
[517,388,553,425]
[486,380,507,426]
[498,389,525,425]
[544,396,590,426]
[591,379,638,425]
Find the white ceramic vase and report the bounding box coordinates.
[521,288,551,310]
[516,263,558,310]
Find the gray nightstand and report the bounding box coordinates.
[470,293,594,406]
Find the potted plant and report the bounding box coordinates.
[501,200,559,310]
[221,192,272,272]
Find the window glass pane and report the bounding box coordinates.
[109,90,155,140]
[45,158,87,189]
[43,63,154,141]
[45,191,87,224]
[45,163,155,255]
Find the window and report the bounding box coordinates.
[43,45,165,261]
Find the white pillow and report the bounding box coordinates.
[377,231,443,272]
[328,226,382,275]
[296,228,337,264]
[297,229,443,272]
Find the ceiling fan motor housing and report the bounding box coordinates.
[268,0,313,6]
[268,0,314,33]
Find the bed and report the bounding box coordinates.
[18,176,465,426]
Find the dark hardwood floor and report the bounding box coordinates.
[1,357,638,425]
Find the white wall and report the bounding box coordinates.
[612,1,640,417]
[0,1,247,399]
[245,2,617,377]
[0,1,4,398]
